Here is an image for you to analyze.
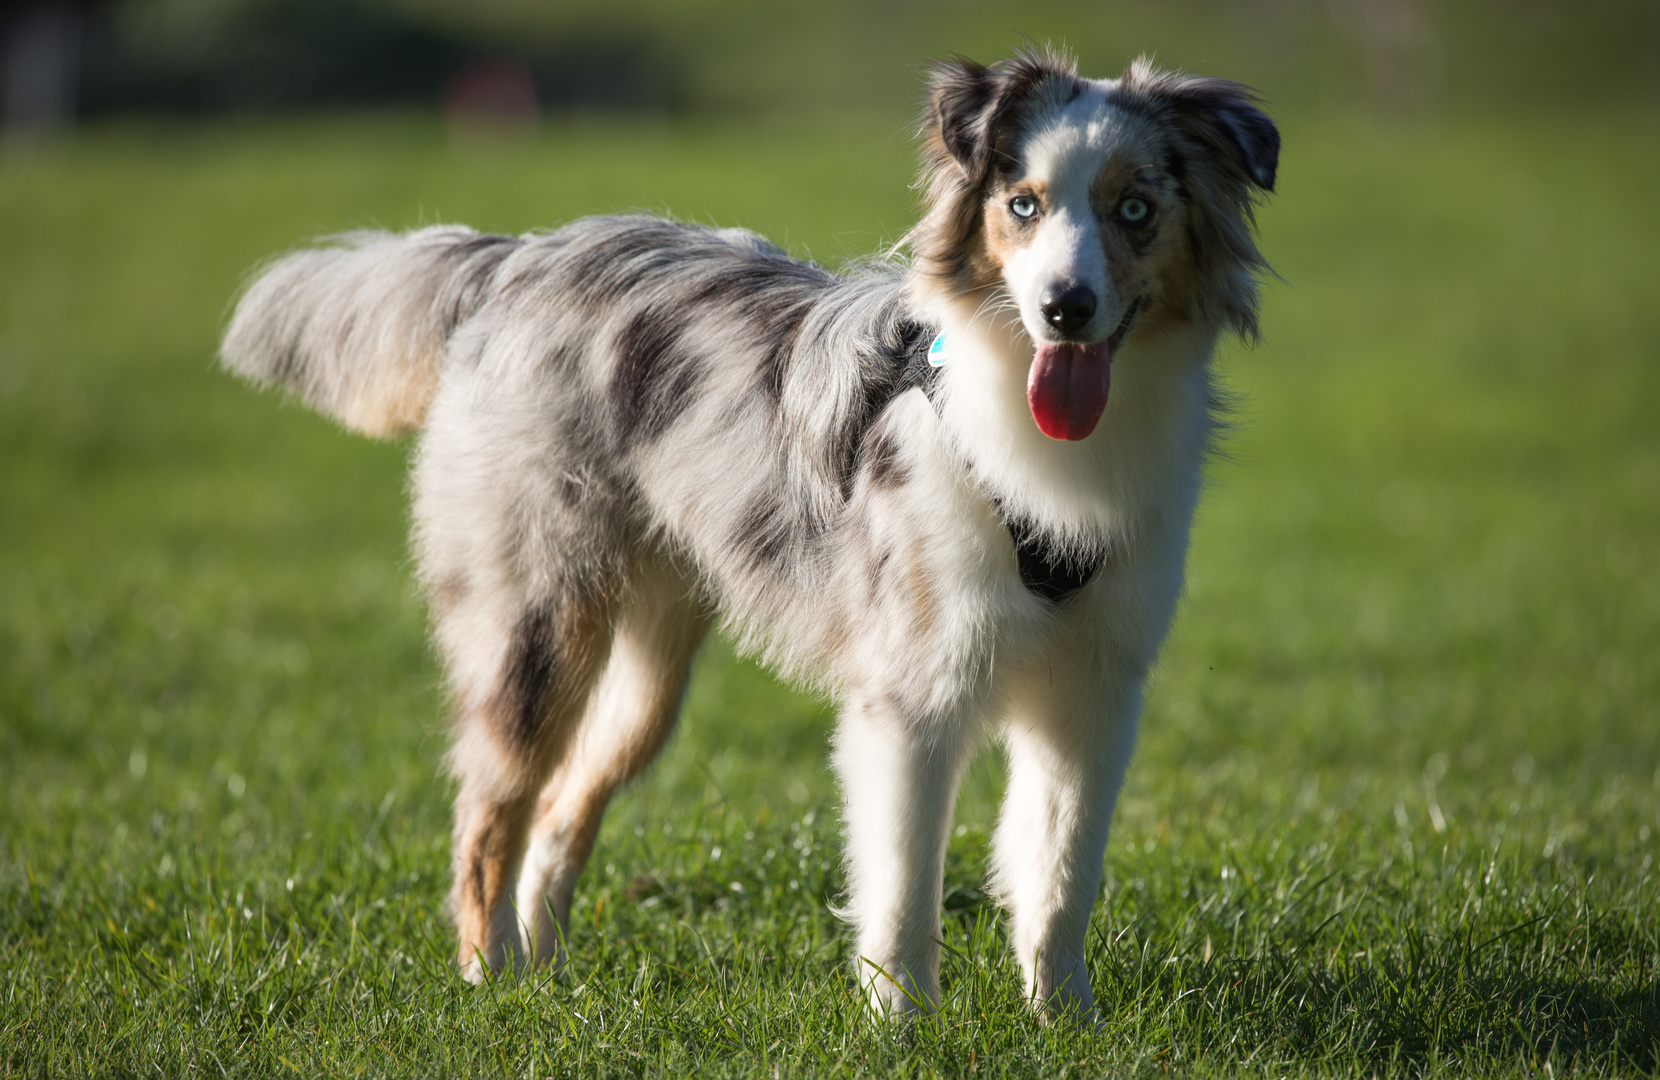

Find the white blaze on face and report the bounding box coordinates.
[1001,81,1134,345]
[994,81,1155,441]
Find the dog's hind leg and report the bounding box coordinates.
[515,553,709,969]
[442,584,616,983]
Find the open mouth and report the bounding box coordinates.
[1025,299,1142,441]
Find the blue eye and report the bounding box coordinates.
[1010,195,1038,220]
[1118,197,1151,224]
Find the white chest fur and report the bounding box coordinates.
[927,297,1219,560]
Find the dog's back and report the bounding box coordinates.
[224,215,938,639]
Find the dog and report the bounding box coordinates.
[220,45,1277,1021]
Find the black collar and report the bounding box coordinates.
[889,322,1104,604]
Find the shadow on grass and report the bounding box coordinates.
[1096,942,1659,1073]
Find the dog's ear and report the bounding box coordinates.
[1218,101,1280,192]
[1143,71,1280,192]
[926,57,999,183]
[924,49,1078,187]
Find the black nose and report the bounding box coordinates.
[1039,283,1097,336]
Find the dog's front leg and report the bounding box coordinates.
[992,669,1143,1024]
[833,695,974,1017]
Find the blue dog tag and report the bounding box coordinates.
[927,333,948,366]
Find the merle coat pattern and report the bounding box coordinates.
[221,47,1278,1021]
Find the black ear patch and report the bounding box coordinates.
[1155,77,1280,192]
[924,49,1078,188]
[1213,101,1280,191]
[928,58,999,181]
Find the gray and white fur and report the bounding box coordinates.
[221,47,1278,1022]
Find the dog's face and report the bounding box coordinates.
[910,50,1278,440]
[982,87,1188,349]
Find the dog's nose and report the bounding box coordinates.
[1039,284,1097,336]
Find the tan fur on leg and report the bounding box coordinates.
[516,557,709,967]
[444,585,617,981]
[450,785,536,981]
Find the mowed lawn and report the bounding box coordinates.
[1,109,1656,1077]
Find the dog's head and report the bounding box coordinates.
[908,47,1278,441]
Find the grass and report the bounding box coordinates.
[1,108,1657,1076]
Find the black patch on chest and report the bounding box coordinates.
[998,509,1106,603]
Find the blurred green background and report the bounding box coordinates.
[2,1,1658,1074]
[4,0,1660,127]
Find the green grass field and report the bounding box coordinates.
[2,109,1657,1076]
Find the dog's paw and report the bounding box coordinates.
[858,956,940,1019]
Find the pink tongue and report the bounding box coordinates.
[1027,342,1113,441]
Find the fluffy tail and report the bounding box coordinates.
[221,226,520,437]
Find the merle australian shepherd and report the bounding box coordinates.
[221,46,1278,1021]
